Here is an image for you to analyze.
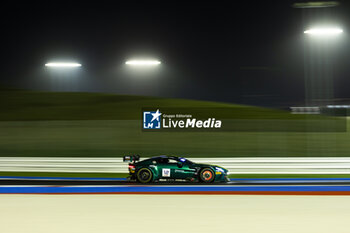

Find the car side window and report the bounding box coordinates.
[158,158,169,164]
[168,158,178,164]
[157,158,179,164]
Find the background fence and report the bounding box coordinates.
[1,157,350,174]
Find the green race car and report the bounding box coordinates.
[123,155,229,183]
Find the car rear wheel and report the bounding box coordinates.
[136,168,153,183]
[199,168,215,183]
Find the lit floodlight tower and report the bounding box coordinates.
[125,60,161,66]
[304,27,343,36]
[45,62,82,68]
[303,26,343,107]
[293,1,339,8]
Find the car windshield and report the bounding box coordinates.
[179,157,193,164]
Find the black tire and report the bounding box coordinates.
[136,168,153,183]
[199,168,215,183]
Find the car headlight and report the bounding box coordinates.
[215,167,225,173]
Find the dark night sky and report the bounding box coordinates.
[1,1,350,107]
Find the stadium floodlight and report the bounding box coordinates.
[304,27,343,36]
[293,1,339,8]
[125,60,161,66]
[45,62,82,68]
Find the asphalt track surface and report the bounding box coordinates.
[2,177,350,194]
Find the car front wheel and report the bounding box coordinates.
[136,168,153,183]
[199,168,215,183]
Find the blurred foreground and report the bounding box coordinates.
[0,195,349,233]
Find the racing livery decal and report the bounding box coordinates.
[162,168,171,177]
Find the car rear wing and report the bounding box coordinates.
[123,155,140,163]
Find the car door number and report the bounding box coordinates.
[162,168,171,177]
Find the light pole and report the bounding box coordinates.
[303,27,343,107]
[45,61,82,91]
[123,59,162,95]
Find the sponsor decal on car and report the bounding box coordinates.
[162,168,171,177]
[175,170,185,173]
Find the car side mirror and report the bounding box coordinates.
[177,162,183,168]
